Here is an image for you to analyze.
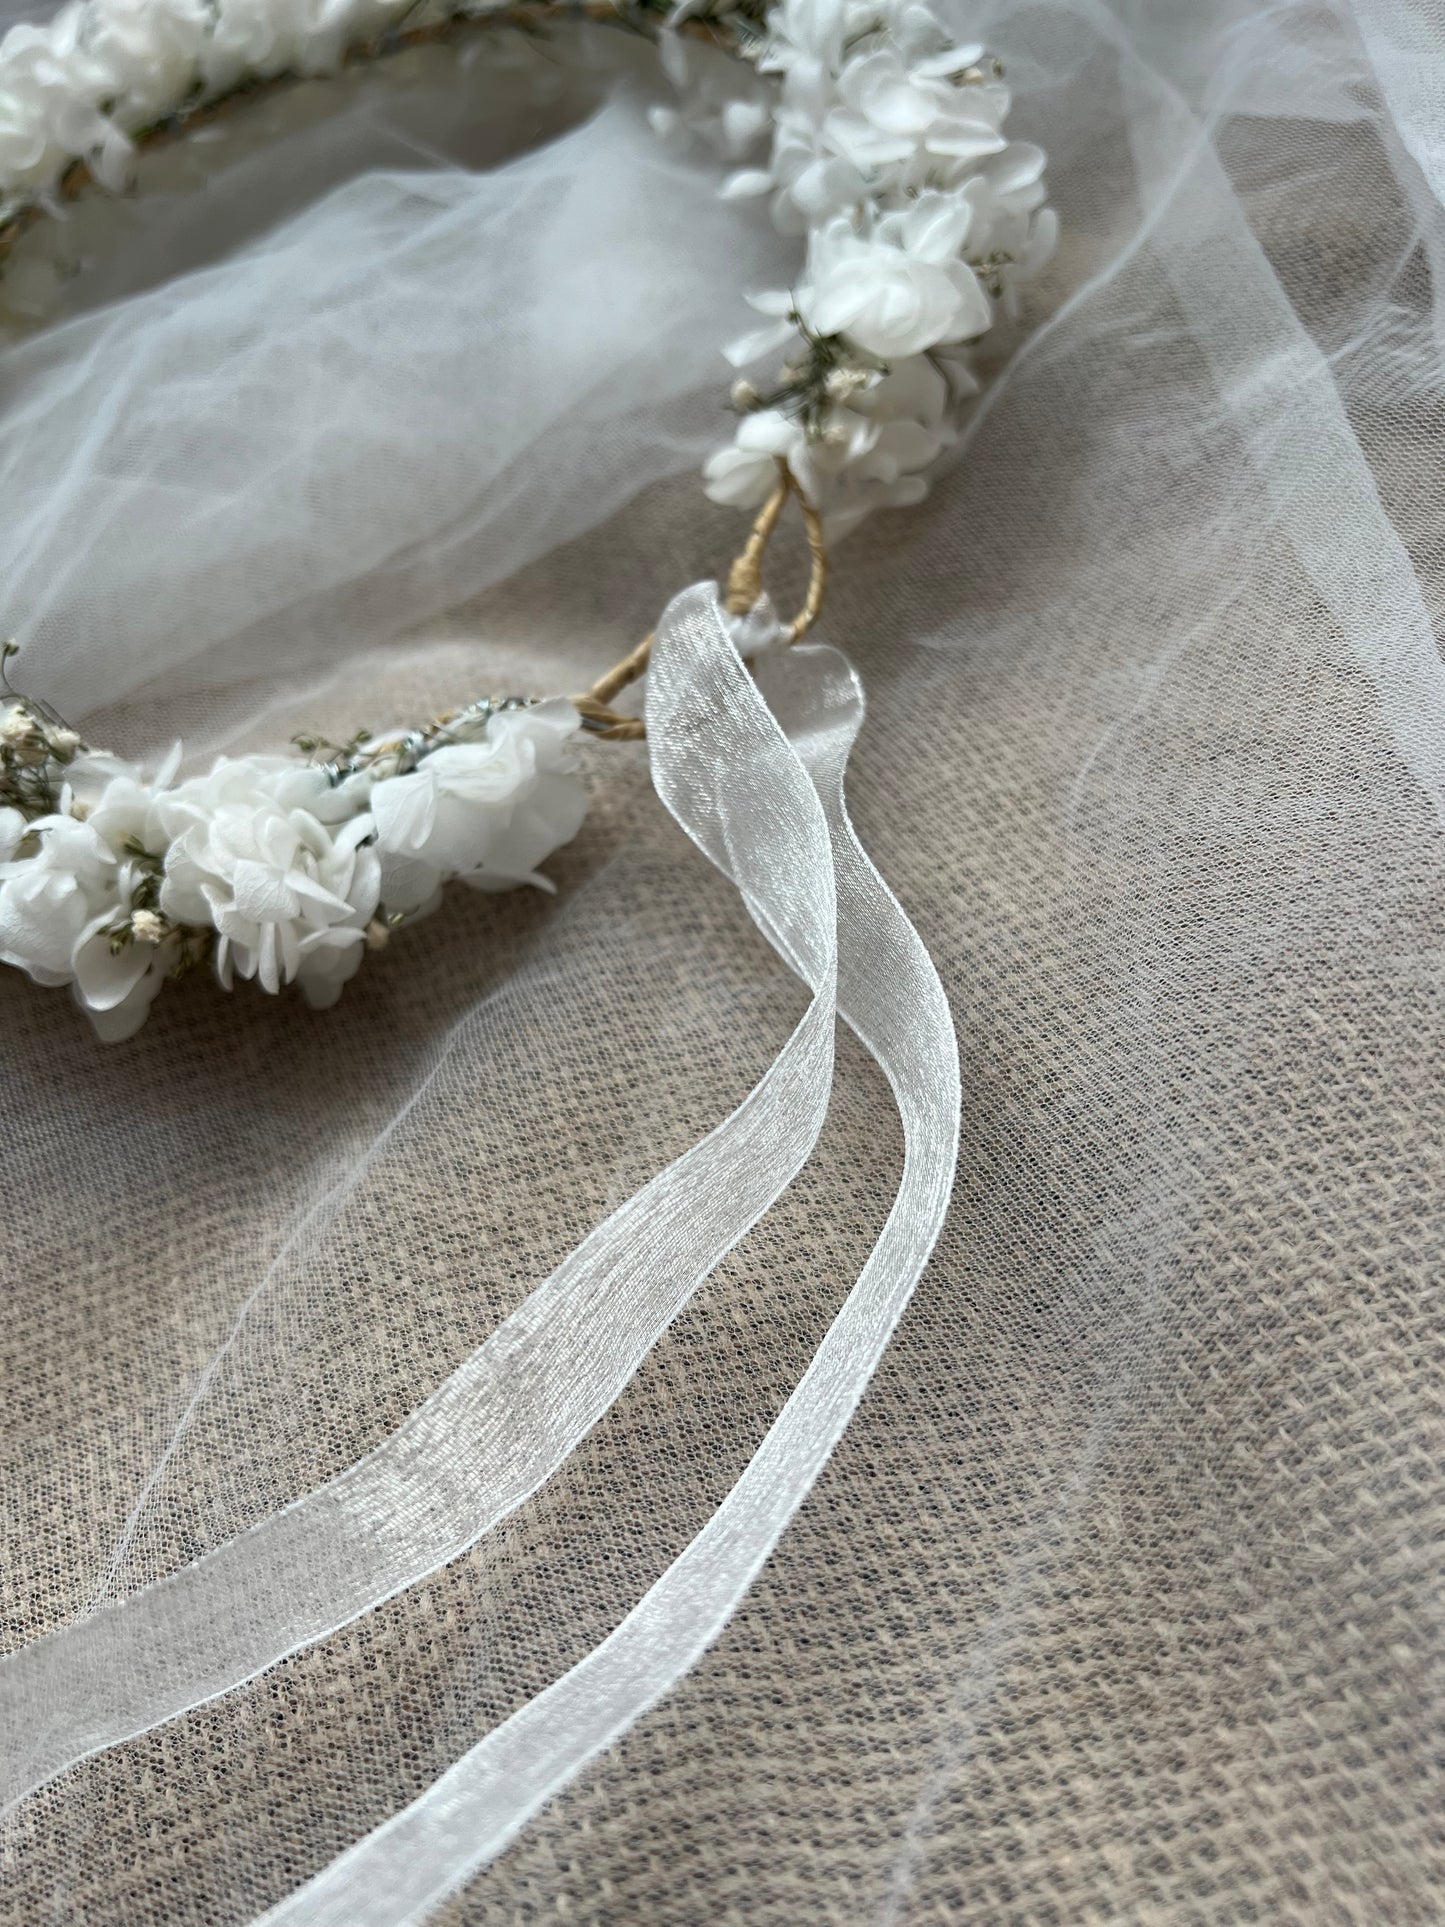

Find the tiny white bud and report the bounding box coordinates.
[130,908,167,946]
[730,378,761,411]
[824,365,869,401]
[0,706,48,764]
[365,917,391,951]
[46,726,80,760]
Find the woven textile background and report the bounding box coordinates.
[2,1,1443,1919]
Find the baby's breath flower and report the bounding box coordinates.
[824,364,872,401]
[0,704,47,762]
[129,906,167,946]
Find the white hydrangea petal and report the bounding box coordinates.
[896,189,973,261]
[296,929,367,1009]
[719,168,775,201]
[946,261,993,339]
[911,39,984,76]
[704,443,785,509]
[1022,204,1060,271]
[378,848,444,918]
[0,806,27,861]
[926,119,1009,162]
[822,111,915,170]
[474,775,589,886]
[79,966,165,1040]
[146,740,182,791]
[0,870,89,978]
[803,275,869,342]
[720,97,769,148]
[736,409,806,457]
[72,914,152,1011]
[229,855,302,925]
[371,769,439,856]
[725,309,797,366]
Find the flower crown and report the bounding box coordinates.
[0,0,1054,1037]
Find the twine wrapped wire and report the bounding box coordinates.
[571,461,828,741]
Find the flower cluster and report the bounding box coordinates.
[0,0,1053,538]
[0,0,755,219]
[0,0,1050,1038]
[0,0,360,210]
[0,684,586,1038]
[684,0,1057,535]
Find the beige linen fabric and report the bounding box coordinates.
[2,5,1444,1921]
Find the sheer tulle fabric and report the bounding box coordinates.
[2,2,1444,1922]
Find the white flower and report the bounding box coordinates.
[369,701,586,915]
[86,0,207,124]
[0,740,197,1035]
[724,287,802,371]
[0,0,409,207]
[652,72,771,163]
[0,3,128,200]
[0,805,26,861]
[0,812,116,987]
[758,0,858,104]
[197,0,353,93]
[817,352,955,536]
[68,745,176,846]
[722,381,893,500]
[822,47,1006,177]
[858,347,953,437]
[0,810,168,1035]
[887,6,982,71]
[686,0,1053,538]
[758,124,868,228]
[155,755,380,1005]
[704,408,806,509]
[962,141,1050,241]
[960,146,1058,315]
[704,350,953,531]
[69,860,170,1038]
[800,194,990,358]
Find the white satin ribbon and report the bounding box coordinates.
[250,588,960,1922]
[0,583,842,1813]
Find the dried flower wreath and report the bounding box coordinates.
[0,0,1054,1035]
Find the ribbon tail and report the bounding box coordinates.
[0,582,843,1817]
[251,595,960,1926]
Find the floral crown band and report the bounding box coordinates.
[0,0,1054,1036]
